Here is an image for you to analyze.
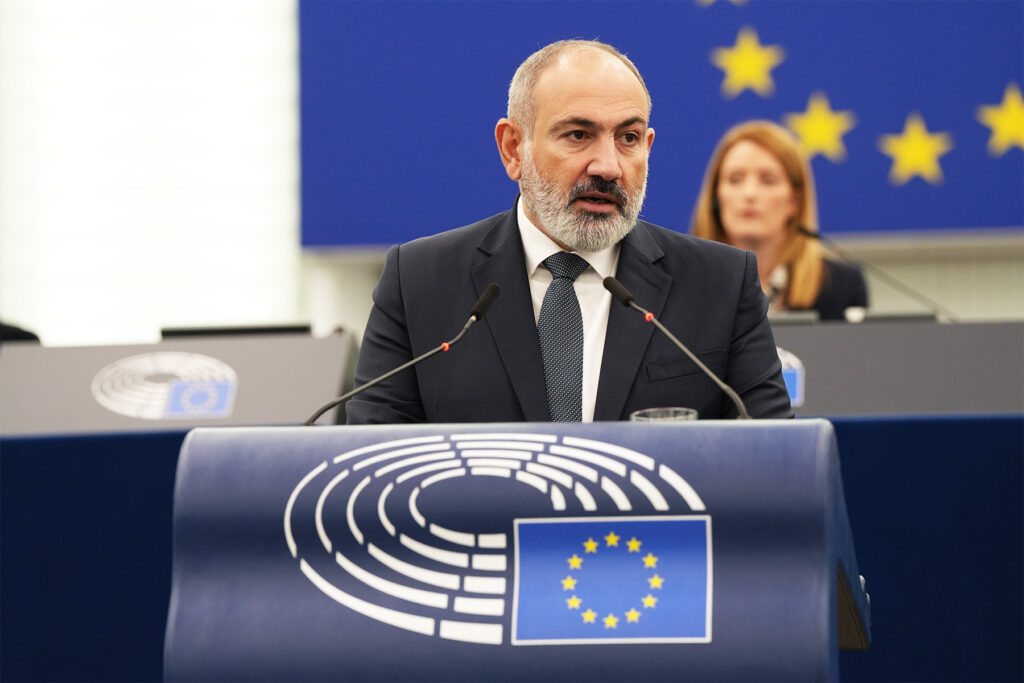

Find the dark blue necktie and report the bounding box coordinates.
[538,252,590,422]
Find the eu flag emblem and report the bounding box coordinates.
[512,516,711,645]
[165,380,235,418]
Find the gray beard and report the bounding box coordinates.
[519,148,647,252]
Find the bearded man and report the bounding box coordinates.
[346,40,792,424]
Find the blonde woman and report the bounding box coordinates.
[692,120,867,320]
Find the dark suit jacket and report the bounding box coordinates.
[811,258,869,321]
[347,207,793,423]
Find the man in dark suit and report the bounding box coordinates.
[347,39,791,424]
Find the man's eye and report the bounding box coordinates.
[621,132,640,144]
[566,130,586,141]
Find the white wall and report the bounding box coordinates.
[838,230,1024,322]
[0,0,301,347]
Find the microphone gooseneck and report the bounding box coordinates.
[603,276,752,420]
[602,276,635,307]
[302,283,502,426]
[797,226,960,323]
[469,282,502,319]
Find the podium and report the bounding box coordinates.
[164,420,869,681]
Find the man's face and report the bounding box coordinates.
[518,49,654,252]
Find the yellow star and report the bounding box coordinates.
[583,538,599,554]
[625,608,641,623]
[566,595,582,610]
[642,594,659,609]
[561,575,577,591]
[648,574,665,590]
[627,537,642,553]
[711,26,785,98]
[603,613,620,629]
[642,552,658,568]
[604,531,620,547]
[878,113,954,185]
[784,92,857,162]
[977,82,1024,156]
[567,554,583,570]
[582,608,597,624]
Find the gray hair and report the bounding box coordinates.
[506,39,651,139]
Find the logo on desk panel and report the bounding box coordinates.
[284,432,713,646]
[776,346,805,408]
[513,516,711,644]
[91,352,237,420]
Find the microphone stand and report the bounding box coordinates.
[603,277,752,420]
[303,283,501,426]
[799,227,960,323]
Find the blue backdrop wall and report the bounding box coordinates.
[299,0,1024,247]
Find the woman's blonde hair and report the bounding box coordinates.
[691,120,824,308]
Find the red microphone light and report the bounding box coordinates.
[644,312,654,322]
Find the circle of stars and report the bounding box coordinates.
[560,530,663,629]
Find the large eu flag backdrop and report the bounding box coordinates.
[299,0,1023,246]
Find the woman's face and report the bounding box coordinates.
[715,139,799,251]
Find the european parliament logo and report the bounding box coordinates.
[91,352,237,419]
[165,380,235,418]
[285,432,714,647]
[513,516,711,644]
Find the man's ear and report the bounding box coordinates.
[495,118,524,181]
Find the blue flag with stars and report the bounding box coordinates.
[300,1,1022,247]
[165,380,235,418]
[513,516,711,645]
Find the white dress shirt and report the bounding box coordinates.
[517,198,620,422]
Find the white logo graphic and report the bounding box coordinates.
[284,433,707,646]
[91,352,237,419]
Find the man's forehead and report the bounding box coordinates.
[532,49,649,123]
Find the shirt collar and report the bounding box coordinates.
[516,196,620,279]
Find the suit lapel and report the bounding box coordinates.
[594,224,671,421]
[470,210,551,421]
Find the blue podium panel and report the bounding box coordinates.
[165,421,868,682]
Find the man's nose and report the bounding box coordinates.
[585,136,624,181]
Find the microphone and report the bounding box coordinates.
[603,276,752,420]
[796,226,959,323]
[302,283,502,426]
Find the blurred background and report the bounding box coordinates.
[0,0,1020,348]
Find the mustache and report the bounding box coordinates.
[567,178,630,212]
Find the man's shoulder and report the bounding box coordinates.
[402,208,516,254]
[631,219,748,263]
